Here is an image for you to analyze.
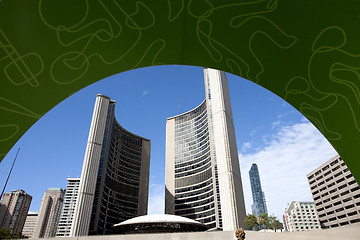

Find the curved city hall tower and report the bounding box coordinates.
[71,94,150,236]
[165,68,246,230]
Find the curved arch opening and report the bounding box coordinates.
[0,65,338,227]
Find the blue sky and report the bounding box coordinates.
[0,65,337,220]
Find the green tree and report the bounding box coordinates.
[268,215,281,232]
[258,213,270,229]
[0,227,25,239]
[244,214,259,230]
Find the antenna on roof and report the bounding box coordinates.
[178,101,181,115]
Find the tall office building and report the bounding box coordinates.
[249,163,268,217]
[71,94,151,236]
[165,68,246,231]
[33,188,65,238]
[22,211,38,238]
[0,189,32,234]
[307,155,360,228]
[56,178,80,237]
[282,201,320,232]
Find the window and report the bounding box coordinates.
[335,207,344,212]
[330,159,338,166]
[331,195,339,200]
[329,188,337,194]
[343,197,352,203]
[322,165,330,171]
[347,211,358,216]
[332,165,341,172]
[350,219,360,224]
[316,175,324,181]
[340,190,350,196]
[345,204,355,209]
[325,176,333,182]
[336,178,345,184]
[324,204,332,209]
[345,173,353,179]
[338,184,347,190]
[326,210,334,215]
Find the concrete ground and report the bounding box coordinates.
[32,223,360,240]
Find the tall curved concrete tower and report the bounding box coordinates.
[71,94,150,236]
[165,68,246,231]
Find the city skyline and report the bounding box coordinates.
[0,65,338,221]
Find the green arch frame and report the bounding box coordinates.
[1,0,360,181]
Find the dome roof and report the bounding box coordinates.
[114,214,203,227]
[112,214,208,234]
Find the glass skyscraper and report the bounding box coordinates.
[165,68,246,231]
[249,163,268,217]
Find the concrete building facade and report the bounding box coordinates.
[249,163,268,217]
[165,68,246,231]
[56,178,80,237]
[0,189,32,234]
[22,211,38,238]
[33,188,65,238]
[307,155,360,228]
[282,201,321,232]
[71,94,151,236]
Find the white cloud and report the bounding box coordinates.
[148,183,165,215]
[241,142,252,152]
[271,120,281,130]
[239,122,338,220]
[142,90,149,96]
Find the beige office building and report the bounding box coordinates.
[0,189,32,234]
[165,68,246,231]
[56,178,80,237]
[22,211,38,238]
[282,201,321,231]
[71,94,150,236]
[307,155,360,228]
[33,188,65,238]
